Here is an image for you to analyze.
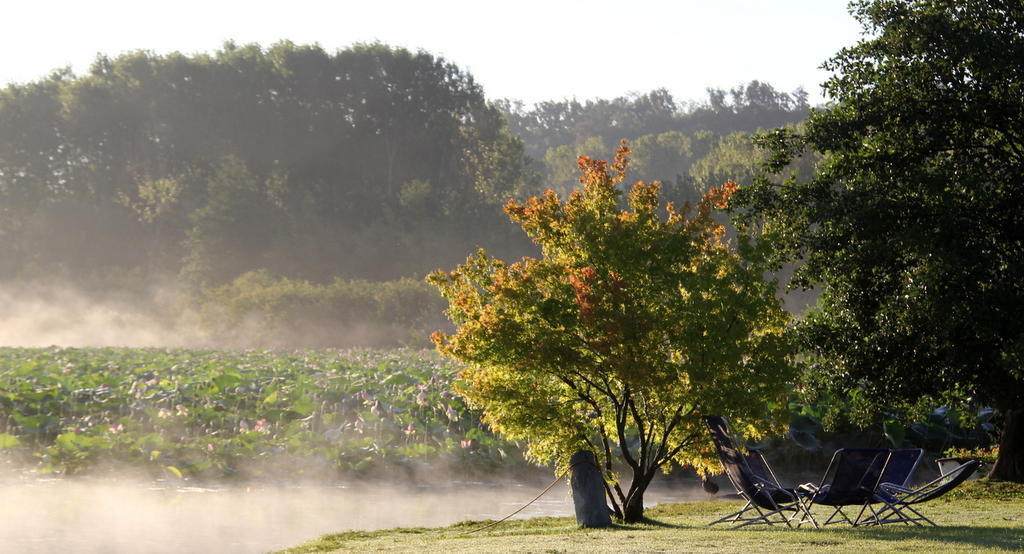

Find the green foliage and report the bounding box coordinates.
[181,156,284,286]
[944,445,1000,465]
[733,1,1024,448]
[197,270,449,348]
[499,83,810,163]
[1,58,812,309]
[0,346,523,479]
[0,41,536,284]
[543,137,608,196]
[630,130,710,207]
[429,145,796,521]
[501,84,811,223]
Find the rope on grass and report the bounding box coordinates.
[465,460,601,534]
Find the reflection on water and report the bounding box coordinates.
[0,477,710,553]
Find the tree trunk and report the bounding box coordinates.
[622,490,645,523]
[620,468,655,523]
[569,450,612,528]
[989,408,1024,483]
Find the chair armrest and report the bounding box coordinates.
[879,482,914,495]
[797,482,818,493]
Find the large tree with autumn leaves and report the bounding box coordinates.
[428,144,796,522]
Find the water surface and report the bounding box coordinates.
[0,477,710,553]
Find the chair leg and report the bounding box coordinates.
[709,497,819,529]
[900,504,937,527]
[793,498,819,528]
[822,506,855,526]
[866,502,931,527]
[732,505,794,529]
[708,500,755,526]
[851,503,886,526]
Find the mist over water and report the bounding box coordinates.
[0,280,433,349]
[0,284,721,552]
[0,284,200,348]
[0,477,711,553]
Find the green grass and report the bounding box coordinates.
[280,482,1024,552]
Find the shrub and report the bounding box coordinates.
[197,270,450,348]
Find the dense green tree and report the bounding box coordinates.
[734,0,1024,481]
[542,136,608,196]
[690,131,764,194]
[697,81,810,134]
[181,156,284,286]
[498,83,811,207]
[499,82,809,161]
[429,145,796,521]
[498,89,680,162]
[691,128,819,197]
[0,42,537,284]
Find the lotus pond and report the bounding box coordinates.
[0,346,525,479]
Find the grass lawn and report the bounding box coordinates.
[280,481,1024,552]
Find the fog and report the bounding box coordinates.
[0,283,718,552]
[0,285,199,348]
[0,283,400,350]
[0,477,711,553]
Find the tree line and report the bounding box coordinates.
[0,41,809,294]
[498,82,812,204]
[0,41,534,287]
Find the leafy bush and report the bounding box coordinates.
[943,445,999,464]
[197,270,450,348]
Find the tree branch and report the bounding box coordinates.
[615,385,640,471]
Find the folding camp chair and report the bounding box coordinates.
[878,448,924,489]
[799,448,891,526]
[705,416,817,528]
[869,459,981,526]
[843,447,924,526]
[716,448,789,520]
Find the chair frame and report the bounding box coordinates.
[707,417,968,529]
[799,448,893,526]
[879,448,925,489]
[705,416,818,529]
[865,459,981,526]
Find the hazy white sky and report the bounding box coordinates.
[2,0,864,105]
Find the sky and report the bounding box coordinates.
[2,0,865,106]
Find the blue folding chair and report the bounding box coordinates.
[878,448,924,489]
[870,459,981,526]
[799,448,891,526]
[705,416,817,528]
